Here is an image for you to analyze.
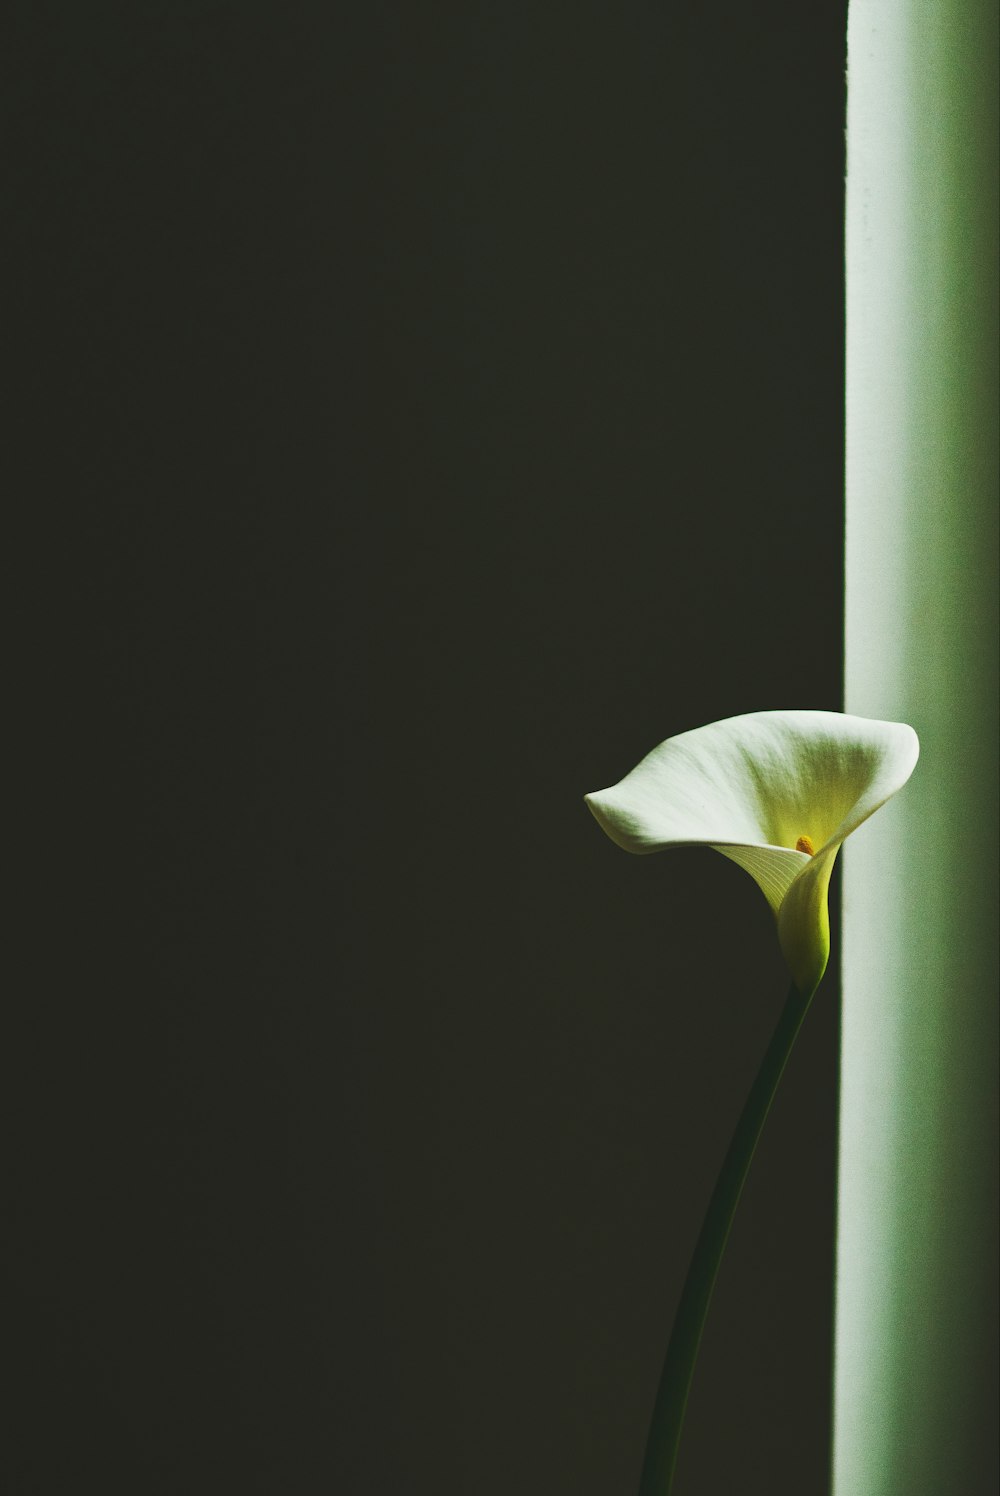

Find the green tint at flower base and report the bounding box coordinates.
[585,710,919,995]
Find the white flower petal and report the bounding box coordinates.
[586,710,919,992]
[777,846,839,996]
[714,844,807,915]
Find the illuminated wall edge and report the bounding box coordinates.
[837,3,999,1494]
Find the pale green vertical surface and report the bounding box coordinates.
[839,3,999,1495]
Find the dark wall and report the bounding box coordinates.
[11,5,845,1493]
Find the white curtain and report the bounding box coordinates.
[838,2,998,1492]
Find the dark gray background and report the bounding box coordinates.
[11,4,846,1492]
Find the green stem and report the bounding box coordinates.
[638,979,817,1496]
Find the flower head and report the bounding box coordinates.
[585,710,919,994]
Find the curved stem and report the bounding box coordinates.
[638,979,817,1496]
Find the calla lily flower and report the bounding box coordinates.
[585,710,919,995]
